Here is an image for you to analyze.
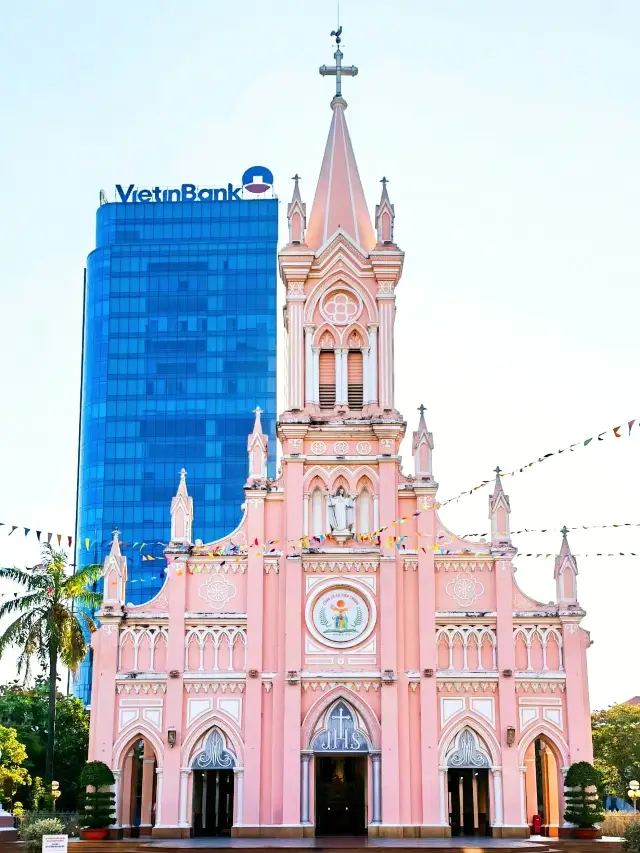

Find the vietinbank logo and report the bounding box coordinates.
[114,166,273,203]
[242,166,273,194]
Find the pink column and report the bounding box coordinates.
[88,622,119,765]
[562,624,593,763]
[158,560,187,832]
[244,491,267,827]
[120,749,134,832]
[287,300,304,410]
[139,742,155,835]
[416,490,442,830]
[494,555,523,832]
[377,297,395,410]
[379,458,400,826]
[281,457,304,826]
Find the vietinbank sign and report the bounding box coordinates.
[115,166,273,203]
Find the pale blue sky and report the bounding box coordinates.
[0,2,638,707]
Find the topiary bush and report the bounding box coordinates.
[78,760,115,788]
[564,761,605,828]
[78,790,116,829]
[623,820,640,853]
[22,817,64,849]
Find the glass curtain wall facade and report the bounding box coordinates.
[75,196,277,701]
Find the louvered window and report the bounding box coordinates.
[319,351,336,409]
[347,350,364,409]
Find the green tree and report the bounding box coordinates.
[0,681,90,810]
[0,724,30,806]
[0,545,101,784]
[592,704,640,797]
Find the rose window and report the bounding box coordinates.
[322,292,359,325]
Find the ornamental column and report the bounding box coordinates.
[368,325,378,405]
[312,347,320,404]
[300,752,312,824]
[287,289,305,410]
[234,768,244,825]
[178,768,190,827]
[376,288,395,409]
[139,744,156,835]
[304,325,315,406]
[335,348,348,405]
[371,751,382,824]
[492,768,504,827]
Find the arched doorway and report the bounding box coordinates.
[303,699,380,836]
[445,729,492,836]
[119,736,157,837]
[523,735,563,836]
[191,727,237,837]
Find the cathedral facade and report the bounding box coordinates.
[88,57,593,839]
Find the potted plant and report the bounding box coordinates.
[564,761,604,839]
[78,760,116,840]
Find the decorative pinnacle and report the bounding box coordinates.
[253,405,263,416]
[494,465,502,477]
[381,176,389,187]
[418,403,427,417]
[180,467,187,481]
[112,528,120,540]
[292,173,301,184]
[561,525,569,537]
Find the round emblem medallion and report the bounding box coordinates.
[309,587,374,649]
[356,441,371,455]
[334,441,349,455]
[310,441,327,455]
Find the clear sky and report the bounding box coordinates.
[0,1,638,709]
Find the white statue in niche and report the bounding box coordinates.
[328,486,356,540]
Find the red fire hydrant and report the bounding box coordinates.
[532,814,542,835]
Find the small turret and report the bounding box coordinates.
[375,176,395,244]
[247,406,268,482]
[555,526,579,605]
[170,468,193,546]
[287,174,307,244]
[412,404,434,480]
[101,529,127,610]
[489,466,511,547]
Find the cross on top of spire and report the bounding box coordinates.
[561,525,569,537]
[418,403,427,417]
[319,27,358,100]
[494,465,502,477]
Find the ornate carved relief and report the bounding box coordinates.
[184,626,247,672]
[287,283,305,296]
[516,681,566,694]
[334,441,349,454]
[302,561,377,573]
[356,441,372,455]
[445,572,485,607]
[311,441,327,455]
[437,681,498,693]
[446,729,491,769]
[192,728,237,769]
[436,561,492,572]
[302,680,380,692]
[403,559,418,571]
[184,682,246,693]
[116,683,167,695]
[197,573,237,610]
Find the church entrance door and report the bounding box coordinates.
[448,769,490,836]
[192,769,234,837]
[315,756,366,836]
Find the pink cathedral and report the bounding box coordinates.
[88,42,593,840]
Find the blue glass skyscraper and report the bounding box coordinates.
[75,178,278,701]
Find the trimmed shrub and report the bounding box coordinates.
[78,790,116,830]
[564,762,605,828]
[22,817,64,848]
[78,760,114,788]
[623,819,640,853]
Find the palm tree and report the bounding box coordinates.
[0,544,102,783]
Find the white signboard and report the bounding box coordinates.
[42,835,68,853]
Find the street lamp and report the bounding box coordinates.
[628,780,640,812]
[50,781,61,813]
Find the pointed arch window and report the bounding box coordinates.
[311,488,324,537]
[358,488,371,535]
[347,350,363,409]
[319,351,336,409]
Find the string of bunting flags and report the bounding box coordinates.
[441,416,637,506]
[461,522,640,538]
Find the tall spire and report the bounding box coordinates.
[287,174,306,245]
[555,526,579,605]
[413,404,434,479]
[306,31,376,252]
[170,468,193,546]
[247,406,268,482]
[489,465,511,546]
